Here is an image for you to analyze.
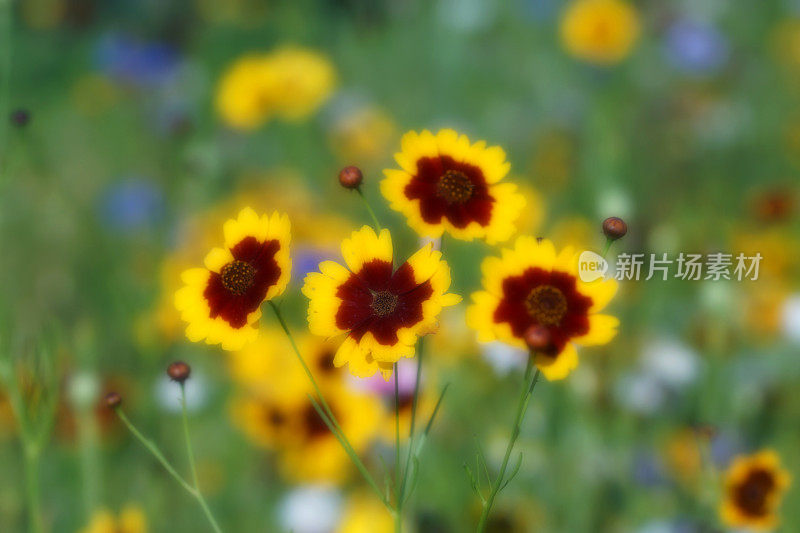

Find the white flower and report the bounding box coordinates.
[616,372,665,415]
[641,338,700,389]
[279,485,341,533]
[780,293,800,344]
[480,341,527,376]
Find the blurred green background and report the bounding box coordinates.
[1,0,799,531]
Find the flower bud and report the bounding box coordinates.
[524,325,555,353]
[10,109,30,128]
[105,391,122,409]
[167,361,191,383]
[602,216,627,241]
[338,165,363,189]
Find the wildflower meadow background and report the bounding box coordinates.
[1,0,800,532]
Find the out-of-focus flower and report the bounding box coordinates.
[480,341,528,376]
[550,216,596,253]
[335,493,393,533]
[615,372,665,415]
[279,485,342,533]
[175,208,291,350]
[215,47,336,130]
[528,129,575,190]
[749,186,796,224]
[303,227,460,380]
[467,237,618,380]
[664,19,728,75]
[98,178,163,233]
[560,0,640,65]
[328,104,396,163]
[719,450,791,531]
[780,293,800,344]
[232,382,381,483]
[95,34,180,88]
[734,228,800,282]
[382,129,526,244]
[641,338,700,389]
[79,506,147,533]
[664,430,702,484]
[228,328,343,397]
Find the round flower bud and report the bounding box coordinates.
[10,109,30,128]
[338,165,363,189]
[524,325,555,353]
[105,391,122,409]
[602,216,627,241]
[167,361,191,383]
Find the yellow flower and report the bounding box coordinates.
[466,237,618,380]
[215,47,335,130]
[329,105,397,163]
[720,450,791,531]
[228,327,343,398]
[336,493,394,533]
[302,226,460,379]
[232,383,381,483]
[263,47,337,121]
[381,129,526,244]
[215,55,274,130]
[174,207,291,351]
[79,506,147,533]
[560,0,639,65]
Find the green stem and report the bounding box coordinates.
[393,364,403,533]
[268,301,393,511]
[398,340,424,505]
[180,386,223,533]
[476,364,541,532]
[23,445,43,533]
[115,408,195,494]
[600,237,613,259]
[356,187,382,230]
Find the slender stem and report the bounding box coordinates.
[476,365,541,532]
[398,340,424,504]
[393,364,403,533]
[23,445,43,533]
[600,237,613,259]
[268,301,393,510]
[356,187,382,230]
[115,408,195,494]
[180,386,223,533]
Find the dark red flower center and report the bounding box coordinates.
[493,268,592,353]
[303,403,332,440]
[203,237,281,328]
[372,290,399,316]
[221,260,256,295]
[525,285,568,326]
[334,259,434,347]
[734,469,776,517]
[436,170,474,204]
[404,155,495,229]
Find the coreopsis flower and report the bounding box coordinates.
[336,493,394,533]
[466,237,618,380]
[560,0,639,65]
[79,506,147,533]
[720,450,791,531]
[381,129,525,244]
[302,226,460,379]
[232,383,381,483]
[215,47,335,130]
[174,207,291,350]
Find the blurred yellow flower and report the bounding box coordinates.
[336,493,394,533]
[174,207,292,351]
[466,237,618,380]
[560,0,639,65]
[215,47,336,130]
[720,450,791,531]
[79,506,147,533]
[382,129,526,244]
[232,382,381,483]
[329,106,397,163]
